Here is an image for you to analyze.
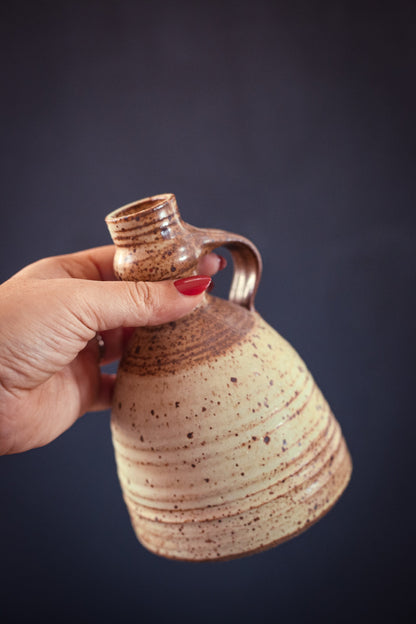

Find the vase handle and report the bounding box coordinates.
[194,227,262,311]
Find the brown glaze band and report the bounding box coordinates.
[119,297,256,376]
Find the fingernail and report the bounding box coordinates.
[174,275,212,296]
[216,254,227,271]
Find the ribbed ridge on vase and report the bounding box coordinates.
[105,193,181,245]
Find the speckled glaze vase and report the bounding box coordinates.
[105,193,352,561]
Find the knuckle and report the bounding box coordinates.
[31,257,52,270]
[129,282,160,322]
[23,256,56,276]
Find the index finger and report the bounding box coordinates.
[16,245,117,281]
[58,245,117,280]
[17,247,224,283]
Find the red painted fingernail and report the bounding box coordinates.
[174,275,212,296]
[216,254,227,271]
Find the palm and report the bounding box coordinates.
[0,246,221,454]
[7,347,103,451]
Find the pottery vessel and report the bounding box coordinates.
[105,193,352,561]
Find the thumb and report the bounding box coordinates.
[67,274,212,334]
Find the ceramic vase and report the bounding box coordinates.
[105,193,352,561]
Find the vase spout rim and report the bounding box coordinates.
[105,193,177,224]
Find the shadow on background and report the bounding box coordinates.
[0,1,415,623]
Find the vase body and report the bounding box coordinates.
[106,193,352,561]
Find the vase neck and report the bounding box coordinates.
[105,193,202,282]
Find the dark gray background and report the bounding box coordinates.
[1,1,415,622]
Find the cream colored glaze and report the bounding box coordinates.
[110,300,352,561]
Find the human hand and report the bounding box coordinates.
[0,246,224,455]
